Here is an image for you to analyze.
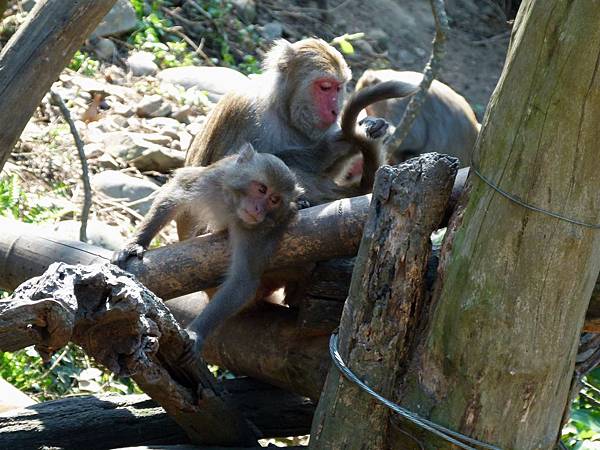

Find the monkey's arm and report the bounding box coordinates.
[112,190,182,267]
[181,224,284,365]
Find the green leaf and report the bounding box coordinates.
[338,39,354,55]
[571,409,600,434]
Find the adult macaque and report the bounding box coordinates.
[355,69,480,167]
[181,38,418,223]
[113,143,303,358]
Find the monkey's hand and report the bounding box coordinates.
[359,116,390,140]
[179,329,205,367]
[111,243,145,269]
[296,198,312,210]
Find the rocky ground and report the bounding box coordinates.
[0,0,513,252]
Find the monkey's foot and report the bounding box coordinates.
[359,116,390,140]
[179,329,205,367]
[111,243,145,268]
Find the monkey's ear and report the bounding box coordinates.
[263,39,295,73]
[237,142,256,164]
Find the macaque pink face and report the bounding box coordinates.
[238,181,282,225]
[312,77,343,128]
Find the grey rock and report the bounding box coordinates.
[130,147,186,172]
[111,115,129,128]
[127,51,159,77]
[231,0,257,22]
[113,102,136,117]
[178,131,193,152]
[92,0,137,38]
[171,105,193,124]
[99,131,175,163]
[84,143,105,159]
[261,22,283,41]
[96,153,122,170]
[157,66,249,100]
[91,170,159,215]
[21,0,36,12]
[140,133,173,147]
[91,37,117,60]
[41,220,124,251]
[368,28,389,51]
[136,94,172,118]
[186,119,205,136]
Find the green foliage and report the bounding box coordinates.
[331,32,365,55]
[563,368,600,448]
[0,175,69,223]
[0,175,139,400]
[128,0,263,74]
[1,346,140,402]
[68,50,100,76]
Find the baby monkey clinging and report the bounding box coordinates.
[113,143,304,362]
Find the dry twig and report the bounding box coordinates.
[385,0,450,151]
[49,90,92,243]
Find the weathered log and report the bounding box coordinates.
[0,263,256,446]
[202,304,329,400]
[0,378,314,450]
[310,154,458,449]
[114,447,304,450]
[0,0,117,172]
[0,170,469,301]
[0,195,371,300]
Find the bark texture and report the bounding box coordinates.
[0,195,371,300]
[0,0,117,171]
[0,263,257,446]
[0,379,314,450]
[397,1,600,448]
[310,154,458,449]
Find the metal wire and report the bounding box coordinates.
[471,165,600,229]
[329,333,502,450]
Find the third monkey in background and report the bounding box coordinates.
[356,69,480,167]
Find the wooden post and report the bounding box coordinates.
[396,1,600,448]
[310,154,458,449]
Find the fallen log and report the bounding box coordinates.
[0,378,314,450]
[0,263,256,446]
[0,195,371,300]
[0,169,469,301]
[0,0,117,171]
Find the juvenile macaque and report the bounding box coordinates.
[355,69,480,167]
[181,38,418,222]
[113,143,303,359]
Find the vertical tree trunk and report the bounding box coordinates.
[310,154,458,449]
[0,0,117,172]
[397,1,600,449]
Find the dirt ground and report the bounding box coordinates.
[259,0,513,119]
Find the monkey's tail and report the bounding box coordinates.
[341,80,419,192]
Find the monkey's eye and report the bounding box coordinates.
[269,195,281,206]
[319,81,334,91]
[257,183,268,194]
